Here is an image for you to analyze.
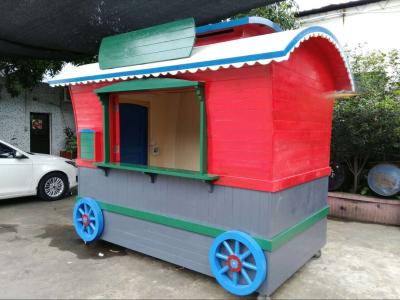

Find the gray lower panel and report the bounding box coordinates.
[101,211,213,276]
[79,168,328,296]
[101,210,326,297]
[262,219,327,296]
[79,167,328,239]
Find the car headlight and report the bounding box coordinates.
[65,160,77,168]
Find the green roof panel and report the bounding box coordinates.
[95,78,201,94]
[98,18,196,70]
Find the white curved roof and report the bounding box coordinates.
[48,26,355,91]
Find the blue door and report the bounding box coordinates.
[119,103,148,165]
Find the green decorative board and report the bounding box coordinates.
[95,78,201,95]
[98,18,196,70]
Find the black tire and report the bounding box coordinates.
[329,162,346,191]
[38,172,69,201]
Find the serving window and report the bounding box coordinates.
[116,89,201,171]
[95,78,216,181]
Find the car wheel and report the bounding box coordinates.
[38,172,69,201]
[329,162,346,191]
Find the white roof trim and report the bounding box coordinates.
[48,26,355,91]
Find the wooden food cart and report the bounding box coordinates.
[48,17,354,297]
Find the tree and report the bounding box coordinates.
[0,59,64,97]
[235,0,299,30]
[0,56,95,97]
[331,48,400,193]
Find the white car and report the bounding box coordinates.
[0,139,78,201]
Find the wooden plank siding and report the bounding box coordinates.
[70,52,337,192]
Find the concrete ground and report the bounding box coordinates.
[0,195,399,299]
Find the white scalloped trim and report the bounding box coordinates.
[50,31,354,90]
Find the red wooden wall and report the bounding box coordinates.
[69,37,351,192]
[269,42,334,191]
[179,66,274,190]
[69,82,109,168]
[268,37,351,191]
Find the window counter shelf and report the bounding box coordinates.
[95,162,219,181]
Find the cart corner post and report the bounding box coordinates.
[98,93,110,164]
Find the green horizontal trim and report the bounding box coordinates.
[95,162,219,181]
[95,78,202,95]
[99,200,225,239]
[259,206,329,251]
[99,18,195,69]
[87,196,329,252]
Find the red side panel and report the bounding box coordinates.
[269,38,337,191]
[181,37,342,191]
[176,66,274,189]
[69,83,109,167]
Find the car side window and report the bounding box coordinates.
[0,143,15,158]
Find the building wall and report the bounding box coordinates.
[0,80,75,154]
[299,0,400,52]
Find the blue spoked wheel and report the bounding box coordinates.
[73,198,104,243]
[209,230,267,296]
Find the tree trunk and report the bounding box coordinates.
[351,156,359,193]
[353,170,359,194]
[346,155,369,194]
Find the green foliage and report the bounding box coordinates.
[0,56,96,97]
[235,0,299,30]
[331,48,400,193]
[0,59,64,97]
[64,127,77,153]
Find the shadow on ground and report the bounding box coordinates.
[36,223,127,260]
[0,196,40,207]
[0,224,18,234]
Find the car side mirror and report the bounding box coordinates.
[14,151,26,159]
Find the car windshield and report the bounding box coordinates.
[0,142,16,158]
